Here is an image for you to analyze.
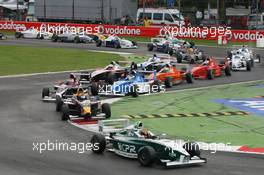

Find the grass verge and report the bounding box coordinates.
[112,81,264,147]
[0,45,124,76]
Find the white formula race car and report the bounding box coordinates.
[227,47,261,68]
[15,28,53,39]
[228,51,252,71]
[96,35,138,49]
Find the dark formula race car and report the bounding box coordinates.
[91,120,206,167]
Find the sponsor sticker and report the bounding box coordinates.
[214,98,264,117]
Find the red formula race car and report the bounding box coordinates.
[150,64,193,88]
[192,58,231,80]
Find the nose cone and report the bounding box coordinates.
[82,107,91,115]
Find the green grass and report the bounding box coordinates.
[0,30,15,36]
[0,45,125,75]
[112,81,264,147]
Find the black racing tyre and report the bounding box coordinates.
[183,142,201,158]
[96,40,102,47]
[106,73,115,85]
[201,54,206,62]
[114,41,121,49]
[190,58,195,64]
[225,66,232,76]
[51,34,58,42]
[151,80,161,93]
[164,44,169,53]
[250,59,254,67]
[246,61,251,71]
[132,41,137,46]
[74,36,80,43]
[227,51,232,58]
[168,48,174,56]
[165,77,173,88]
[91,134,106,154]
[219,60,225,65]
[207,69,214,80]
[15,32,22,38]
[91,82,99,96]
[138,146,156,167]
[256,54,261,63]
[147,43,154,51]
[185,72,193,84]
[130,85,139,97]
[55,96,63,112]
[130,62,138,70]
[42,87,50,98]
[177,53,183,63]
[61,105,70,121]
[102,103,111,118]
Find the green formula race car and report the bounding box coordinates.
[90,120,206,167]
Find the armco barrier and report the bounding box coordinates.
[0,21,264,42]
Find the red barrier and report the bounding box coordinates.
[0,21,264,42]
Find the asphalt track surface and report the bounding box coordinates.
[0,38,264,175]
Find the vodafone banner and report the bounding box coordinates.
[0,21,264,42]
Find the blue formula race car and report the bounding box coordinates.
[99,71,164,97]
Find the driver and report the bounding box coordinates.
[65,73,79,86]
[75,88,87,101]
[202,58,210,66]
[133,121,152,139]
[148,54,160,63]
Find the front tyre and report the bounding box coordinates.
[183,142,201,158]
[42,87,50,98]
[102,103,111,118]
[138,146,156,167]
[91,134,106,154]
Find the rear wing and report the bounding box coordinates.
[98,119,130,134]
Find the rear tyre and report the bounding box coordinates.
[91,83,99,96]
[15,32,22,38]
[256,54,261,63]
[183,142,201,158]
[74,36,80,44]
[246,61,251,71]
[106,73,115,85]
[147,44,154,51]
[91,134,106,154]
[151,80,161,93]
[130,85,139,97]
[165,77,173,88]
[207,69,214,80]
[250,59,254,67]
[114,41,121,49]
[56,96,63,112]
[102,103,111,118]
[96,40,102,47]
[61,105,70,121]
[177,53,183,63]
[42,88,50,98]
[138,146,156,167]
[225,66,232,76]
[51,34,58,42]
[185,72,193,83]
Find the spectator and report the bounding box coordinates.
[143,17,151,27]
[121,16,126,25]
[196,10,203,26]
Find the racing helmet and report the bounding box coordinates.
[134,121,143,129]
[70,73,76,80]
